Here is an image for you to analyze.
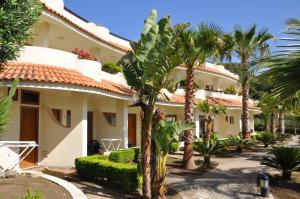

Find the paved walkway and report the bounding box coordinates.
[168,136,299,199]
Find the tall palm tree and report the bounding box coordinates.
[230,25,273,138]
[260,19,300,100]
[119,10,182,198]
[174,23,226,169]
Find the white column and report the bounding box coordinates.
[116,100,128,149]
[71,92,88,157]
[213,78,220,91]
[195,111,200,138]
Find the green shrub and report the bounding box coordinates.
[262,146,300,180]
[223,86,237,95]
[169,142,179,154]
[75,155,141,191]
[193,138,226,164]
[275,134,292,142]
[109,148,135,163]
[257,131,276,147]
[131,147,141,162]
[22,188,44,199]
[102,63,123,74]
[227,136,254,152]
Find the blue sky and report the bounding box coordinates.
[64,0,300,45]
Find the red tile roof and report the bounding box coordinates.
[43,5,132,53]
[0,62,133,96]
[164,94,257,109]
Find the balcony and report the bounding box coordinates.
[175,88,242,101]
[17,46,102,81]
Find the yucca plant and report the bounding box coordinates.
[227,135,254,152]
[193,138,226,165]
[262,146,300,180]
[257,132,276,147]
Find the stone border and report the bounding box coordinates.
[23,170,87,199]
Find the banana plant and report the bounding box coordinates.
[118,10,182,198]
[0,79,18,140]
[152,120,195,198]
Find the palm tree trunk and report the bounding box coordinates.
[183,65,196,169]
[141,104,154,199]
[204,117,213,146]
[270,111,276,134]
[278,111,285,134]
[242,82,250,138]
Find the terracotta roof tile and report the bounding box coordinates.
[0,62,133,96]
[164,94,257,109]
[43,5,132,53]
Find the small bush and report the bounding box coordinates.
[262,146,300,180]
[227,136,254,152]
[169,142,179,154]
[223,86,237,95]
[275,134,292,142]
[22,188,44,199]
[75,155,141,191]
[193,138,226,164]
[109,147,141,163]
[257,132,276,147]
[102,63,123,74]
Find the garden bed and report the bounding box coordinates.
[0,175,72,199]
[270,173,300,199]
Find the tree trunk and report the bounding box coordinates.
[241,82,250,138]
[278,111,285,134]
[204,155,210,165]
[183,65,196,169]
[141,104,154,199]
[264,118,269,132]
[151,109,165,199]
[203,117,213,146]
[270,111,276,134]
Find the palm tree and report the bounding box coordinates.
[229,25,273,138]
[258,94,278,133]
[196,100,226,145]
[260,19,300,100]
[174,23,226,169]
[119,10,182,198]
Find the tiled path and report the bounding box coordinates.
[168,136,299,199]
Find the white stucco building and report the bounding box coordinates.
[1,0,260,168]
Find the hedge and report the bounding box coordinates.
[75,155,141,191]
[109,147,141,163]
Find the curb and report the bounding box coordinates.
[24,170,87,199]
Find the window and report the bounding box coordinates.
[48,108,71,128]
[225,116,229,122]
[229,116,234,124]
[166,115,177,121]
[21,90,39,105]
[205,85,214,91]
[52,109,62,123]
[103,112,116,127]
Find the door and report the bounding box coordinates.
[199,115,206,136]
[20,106,39,168]
[128,114,136,147]
[87,111,94,142]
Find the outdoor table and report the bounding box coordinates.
[100,138,122,152]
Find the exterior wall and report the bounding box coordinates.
[213,109,241,137]
[39,91,87,167]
